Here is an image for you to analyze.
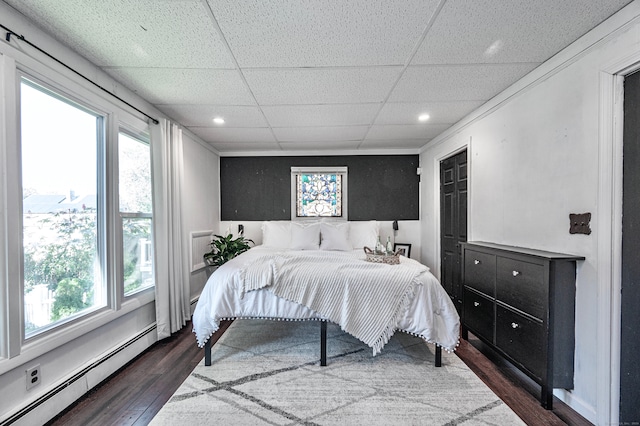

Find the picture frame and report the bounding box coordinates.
[393,243,411,258]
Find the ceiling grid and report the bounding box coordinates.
[3,0,633,153]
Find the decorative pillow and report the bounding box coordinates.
[261,221,291,248]
[349,221,379,249]
[290,222,321,250]
[320,222,352,251]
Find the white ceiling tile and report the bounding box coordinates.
[358,139,431,149]
[413,0,634,64]
[375,101,485,125]
[389,64,539,102]
[105,68,255,105]
[278,141,362,151]
[6,0,236,68]
[243,67,402,105]
[366,124,451,140]
[189,127,275,143]
[158,105,267,127]
[262,104,380,127]
[273,126,369,142]
[207,0,441,67]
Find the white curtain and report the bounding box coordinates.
[150,118,190,340]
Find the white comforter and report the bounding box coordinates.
[192,246,460,353]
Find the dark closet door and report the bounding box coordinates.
[621,70,640,423]
[440,150,467,313]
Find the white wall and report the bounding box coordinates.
[182,132,220,301]
[420,2,640,424]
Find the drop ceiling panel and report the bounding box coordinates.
[158,105,267,127]
[6,0,236,68]
[375,101,485,125]
[412,0,633,65]
[189,127,275,143]
[262,104,380,127]
[389,64,539,102]
[273,126,369,142]
[207,0,441,67]
[366,124,451,140]
[243,67,402,105]
[105,68,255,105]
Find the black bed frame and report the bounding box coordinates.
[203,320,443,367]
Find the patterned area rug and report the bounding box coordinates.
[151,320,525,426]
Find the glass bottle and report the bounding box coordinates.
[386,236,393,255]
[375,236,384,254]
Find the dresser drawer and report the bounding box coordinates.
[464,249,496,297]
[496,305,545,381]
[463,288,494,343]
[496,257,546,319]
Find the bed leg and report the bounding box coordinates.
[435,345,442,367]
[320,321,327,366]
[204,339,212,366]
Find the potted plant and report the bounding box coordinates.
[203,233,254,267]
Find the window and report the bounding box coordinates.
[291,167,347,219]
[118,131,154,296]
[21,77,106,336]
[19,74,153,340]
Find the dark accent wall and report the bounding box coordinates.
[220,155,419,221]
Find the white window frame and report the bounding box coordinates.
[19,73,109,340]
[117,127,154,298]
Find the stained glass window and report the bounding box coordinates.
[291,167,347,219]
[297,173,342,217]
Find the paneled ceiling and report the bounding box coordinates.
[3,0,633,153]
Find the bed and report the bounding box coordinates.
[192,221,460,367]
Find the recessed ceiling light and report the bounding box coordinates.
[213,117,225,125]
[418,114,430,122]
[484,39,504,57]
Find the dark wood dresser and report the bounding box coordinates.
[460,241,584,409]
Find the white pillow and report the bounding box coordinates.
[320,222,352,251]
[349,221,379,249]
[290,222,321,250]
[261,221,291,248]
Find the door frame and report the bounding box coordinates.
[598,54,640,426]
[433,139,471,282]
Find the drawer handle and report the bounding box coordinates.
[473,301,480,307]
[511,322,519,329]
[474,259,481,265]
[512,270,520,277]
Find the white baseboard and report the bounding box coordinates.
[554,389,596,424]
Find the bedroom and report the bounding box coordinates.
[0,1,639,425]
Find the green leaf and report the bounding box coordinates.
[203,234,254,267]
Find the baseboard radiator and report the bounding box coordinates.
[1,324,157,426]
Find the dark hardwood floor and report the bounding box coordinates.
[47,323,591,426]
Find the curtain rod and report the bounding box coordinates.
[1,23,159,125]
